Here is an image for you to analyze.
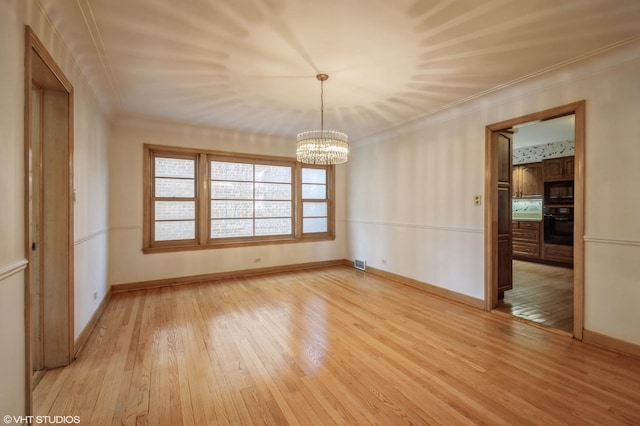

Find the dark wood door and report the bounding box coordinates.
[496,132,513,296]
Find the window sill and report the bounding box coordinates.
[142,234,336,254]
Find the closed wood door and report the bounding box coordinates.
[29,84,73,372]
[41,89,72,368]
[30,86,44,373]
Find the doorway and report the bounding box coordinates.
[498,116,575,332]
[24,26,74,413]
[484,101,585,338]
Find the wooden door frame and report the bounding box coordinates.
[484,100,585,339]
[24,26,75,414]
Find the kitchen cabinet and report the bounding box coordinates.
[513,162,543,198]
[543,243,573,264]
[512,220,541,259]
[543,156,574,181]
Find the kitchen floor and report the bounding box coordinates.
[495,260,573,333]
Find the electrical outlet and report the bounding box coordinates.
[474,195,482,205]
[93,292,97,301]
[254,258,261,263]
[381,259,387,265]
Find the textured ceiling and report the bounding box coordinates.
[38,0,640,141]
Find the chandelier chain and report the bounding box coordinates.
[320,78,324,131]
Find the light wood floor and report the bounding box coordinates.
[35,266,640,425]
[495,260,574,333]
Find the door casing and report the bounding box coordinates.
[484,101,585,338]
[24,26,74,414]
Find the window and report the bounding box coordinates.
[210,159,293,240]
[152,155,197,244]
[143,145,334,252]
[301,168,329,233]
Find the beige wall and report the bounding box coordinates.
[108,118,348,286]
[1,1,29,416]
[0,0,111,416]
[347,40,640,345]
[72,74,110,341]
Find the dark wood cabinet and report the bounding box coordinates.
[543,243,573,264]
[513,220,573,265]
[543,156,574,181]
[512,220,541,259]
[512,162,543,198]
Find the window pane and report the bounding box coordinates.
[255,218,292,236]
[255,165,291,183]
[155,201,195,220]
[211,219,254,238]
[155,158,194,178]
[256,201,291,218]
[211,201,253,218]
[211,181,254,199]
[303,218,328,233]
[302,183,326,199]
[302,168,326,184]
[303,202,327,217]
[155,220,195,240]
[155,178,195,197]
[255,183,291,200]
[211,161,253,181]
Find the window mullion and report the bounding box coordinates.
[295,162,302,238]
[198,154,208,245]
[328,164,335,238]
[253,164,256,237]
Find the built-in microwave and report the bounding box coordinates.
[544,180,574,205]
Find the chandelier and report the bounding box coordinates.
[296,74,349,165]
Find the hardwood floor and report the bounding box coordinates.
[35,266,640,425]
[495,260,573,333]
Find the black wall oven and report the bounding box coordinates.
[544,207,574,246]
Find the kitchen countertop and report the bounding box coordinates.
[512,215,542,221]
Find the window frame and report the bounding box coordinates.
[298,165,333,237]
[143,144,335,253]
[146,150,200,249]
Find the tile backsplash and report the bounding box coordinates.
[513,140,574,165]
[513,198,543,220]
